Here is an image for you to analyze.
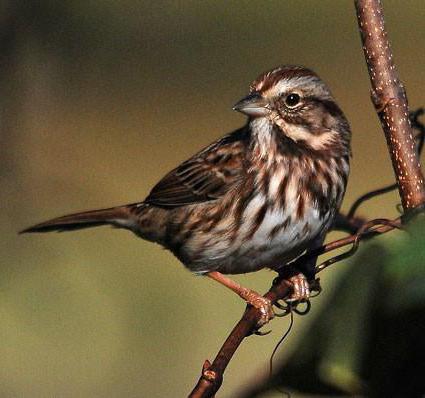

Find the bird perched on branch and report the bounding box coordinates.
[21,65,351,325]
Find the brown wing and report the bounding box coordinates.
[144,127,249,208]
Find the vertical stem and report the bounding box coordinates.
[355,0,425,212]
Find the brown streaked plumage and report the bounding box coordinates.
[21,65,351,325]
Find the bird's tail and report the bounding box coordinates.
[20,206,134,234]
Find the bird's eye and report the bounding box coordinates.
[284,93,301,108]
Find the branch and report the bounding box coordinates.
[355,0,425,213]
[188,215,402,397]
[347,108,425,219]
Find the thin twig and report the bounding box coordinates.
[347,184,397,220]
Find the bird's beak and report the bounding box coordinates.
[233,92,270,117]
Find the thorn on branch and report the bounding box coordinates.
[201,360,216,383]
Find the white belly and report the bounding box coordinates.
[227,207,329,274]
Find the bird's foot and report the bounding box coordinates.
[241,288,274,327]
[273,269,318,315]
[285,272,310,303]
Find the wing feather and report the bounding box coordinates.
[144,127,249,208]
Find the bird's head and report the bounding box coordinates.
[233,65,350,153]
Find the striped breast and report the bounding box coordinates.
[224,153,348,274]
[182,152,349,275]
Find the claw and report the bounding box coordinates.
[274,307,290,317]
[254,328,272,336]
[309,278,322,298]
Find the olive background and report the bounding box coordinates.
[1,1,424,397]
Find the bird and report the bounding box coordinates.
[21,65,351,325]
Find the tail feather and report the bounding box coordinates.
[20,206,133,234]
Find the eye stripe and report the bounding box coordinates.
[304,96,344,118]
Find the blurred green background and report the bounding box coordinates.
[1,1,424,397]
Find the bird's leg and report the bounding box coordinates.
[277,235,325,305]
[295,234,325,298]
[207,271,274,326]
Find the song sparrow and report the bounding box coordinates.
[21,65,351,325]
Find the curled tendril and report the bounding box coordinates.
[292,300,311,315]
[316,218,403,273]
[347,108,425,219]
